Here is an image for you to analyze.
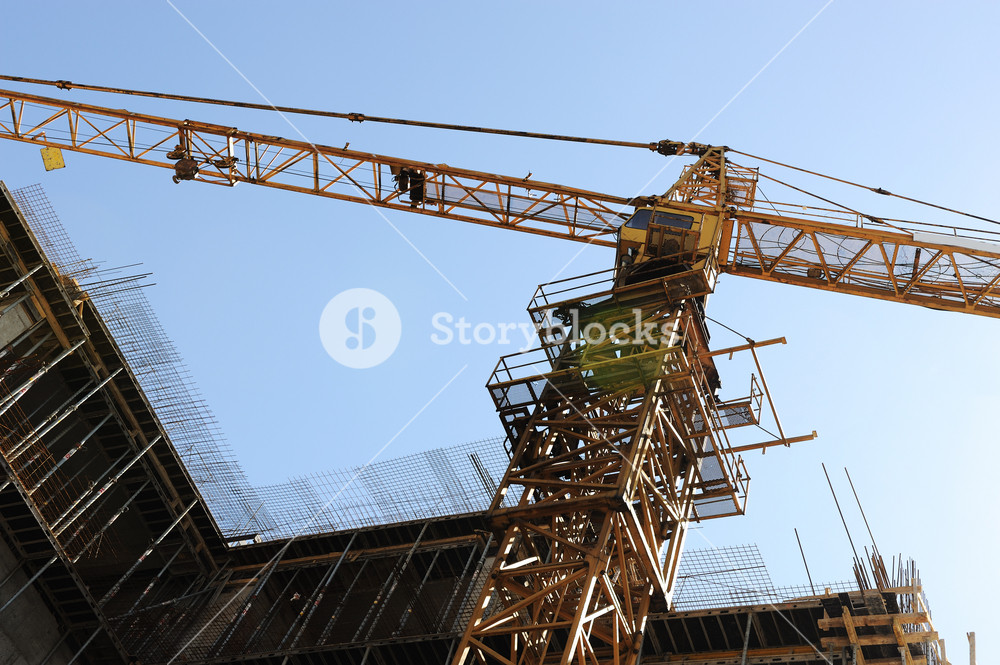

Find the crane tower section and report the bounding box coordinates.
[453,154,780,665]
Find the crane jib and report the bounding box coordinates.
[0,87,628,246]
[3,85,1000,316]
[721,214,1000,318]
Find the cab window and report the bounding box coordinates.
[624,209,695,231]
[625,209,652,230]
[653,211,695,229]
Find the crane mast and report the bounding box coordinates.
[455,151,767,664]
[0,81,996,665]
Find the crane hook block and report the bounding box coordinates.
[172,158,200,184]
[166,143,200,183]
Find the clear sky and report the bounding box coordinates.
[0,1,997,662]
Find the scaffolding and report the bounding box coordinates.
[9,184,524,545]
[109,522,494,662]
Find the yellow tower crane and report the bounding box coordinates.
[0,78,994,665]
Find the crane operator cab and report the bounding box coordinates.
[614,205,723,299]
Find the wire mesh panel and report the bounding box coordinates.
[672,544,857,610]
[254,437,515,540]
[8,184,516,544]
[10,183,276,539]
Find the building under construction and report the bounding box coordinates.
[1,77,995,665]
[0,184,952,664]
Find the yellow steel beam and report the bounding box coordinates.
[720,211,1000,318]
[0,88,626,246]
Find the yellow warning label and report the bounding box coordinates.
[40,147,65,171]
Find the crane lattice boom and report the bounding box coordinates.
[3,86,998,317]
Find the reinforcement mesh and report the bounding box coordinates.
[9,183,516,543]
[10,183,278,539]
[253,437,515,540]
[672,544,857,610]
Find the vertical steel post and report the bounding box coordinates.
[0,317,48,356]
[8,379,95,461]
[394,548,441,636]
[437,534,492,632]
[67,480,152,561]
[0,554,58,614]
[131,568,229,657]
[354,522,428,642]
[124,541,187,614]
[17,329,54,360]
[317,559,370,646]
[209,547,290,656]
[740,612,753,665]
[16,389,62,429]
[52,435,161,535]
[0,292,34,317]
[29,412,114,495]
[0,338,85,414]
[37,630,70,665]
[10,368,121,463]
[4,444,125,506]
[37,447,108,509]
[243,568,301,653]
[65,625,102,665]
[0,556,26,590]
[0,263,43,300]
[48,446,132,530]
[20,399,78,460]
[280,531,358,650]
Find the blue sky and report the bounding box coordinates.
[1,1,997,661]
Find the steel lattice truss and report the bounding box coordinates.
[454,282,750,665]
[0,88,627,245]
[721,212,1000,317]
[4,87,1000,317]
